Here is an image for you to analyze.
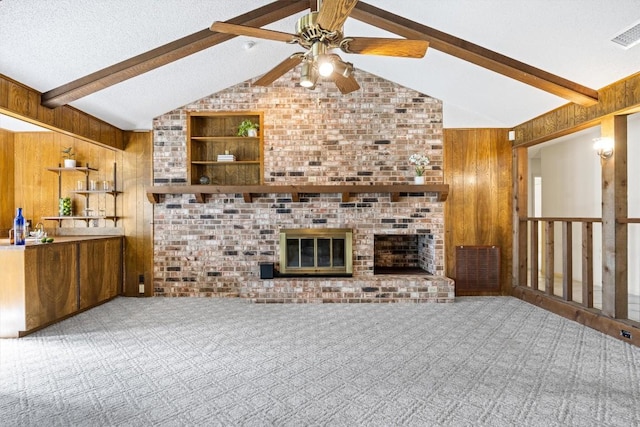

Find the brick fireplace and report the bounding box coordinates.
[279,228,353,277]
[374,234,432,274]
[151,69,453,302]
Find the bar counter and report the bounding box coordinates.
[0,235,118,249]
[0,235,123,338]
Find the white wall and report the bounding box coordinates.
[533,113,639,297]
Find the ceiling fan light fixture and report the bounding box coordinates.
[300,61,318,88]
[317,56,334,77]
[333,60,354,78]
[211,0,426,95]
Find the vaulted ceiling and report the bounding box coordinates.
[1,0,639,131]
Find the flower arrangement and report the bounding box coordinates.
[409,153,430,176]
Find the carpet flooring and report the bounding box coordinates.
[1,296,639,426]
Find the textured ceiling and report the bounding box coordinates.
[1,0,639,130]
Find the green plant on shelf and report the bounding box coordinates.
[237,119,259,137]
[61,147,76,159]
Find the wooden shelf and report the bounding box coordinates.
[46,166,98,173]
[191,136,260,141]
[146,184,449,204]
[70,190,122,196]
[42,215,120,227]
[45,163,120,228]
[188,111,263,185]
[191,160,260,165]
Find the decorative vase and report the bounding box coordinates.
[414,175,425,185]
[63,159,77,168]
[247,128,257,137]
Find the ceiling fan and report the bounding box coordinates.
[210,0,428,94]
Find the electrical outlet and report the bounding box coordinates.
[620,330,632,339]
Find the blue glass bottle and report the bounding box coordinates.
[14,208,26,246]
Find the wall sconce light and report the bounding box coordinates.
[593,137,614,159]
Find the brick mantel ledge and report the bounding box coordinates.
[146,184,449,204]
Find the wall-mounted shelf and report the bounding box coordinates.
[44,163,120,227]
[46,166,98,173]
[146,184,449,204]
[191,161,260,165]
[70,190,122,196]
[41,215,119,227]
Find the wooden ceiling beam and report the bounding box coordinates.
[351,2,599,106]
[41,1,308,108]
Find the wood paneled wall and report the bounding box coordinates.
[444,128,512,295]
[10,130,153,296]
[122,131,154,296]
[13,132,123,230]
[0,74,124,150]
[2,74,152,297]
[512,71,640,147]
[0,129,15,235]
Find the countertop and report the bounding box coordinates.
[0,235,121,250]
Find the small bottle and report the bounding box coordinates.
[14,208,26,246]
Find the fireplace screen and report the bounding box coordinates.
[279,228,352,276]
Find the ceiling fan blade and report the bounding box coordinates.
[210,21,296,43]
[254,54,304,86]
[332,73,360,94]
[341,38,429,58]
[316,0,359,31]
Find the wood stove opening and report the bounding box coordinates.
[374,234,432,275]
[279,228,352,277]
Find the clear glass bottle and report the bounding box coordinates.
[14,208,26,246]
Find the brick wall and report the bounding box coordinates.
[152,69,444,297]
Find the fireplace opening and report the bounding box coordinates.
[279,228,353,277]
[374,234,432,275]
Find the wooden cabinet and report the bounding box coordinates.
[79,238,123,309]
[187,111,264,185]
[0,236,123,338]
[24,242,78,330]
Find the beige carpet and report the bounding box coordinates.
[1,296,639,426]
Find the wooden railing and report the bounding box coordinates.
[523,217,639,316]
[524,217,601,309]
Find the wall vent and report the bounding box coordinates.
[455,245,500,294]
[611,20,640,49]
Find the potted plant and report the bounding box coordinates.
[237,119,259,137]
[409,153,430,184]
[62,147,77,168]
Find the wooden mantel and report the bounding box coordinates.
[146,184,449,204]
